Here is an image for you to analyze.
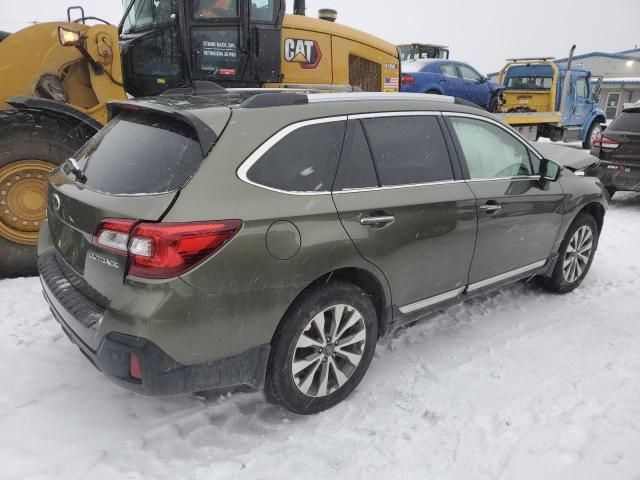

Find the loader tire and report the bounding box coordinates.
[0,109,95,278]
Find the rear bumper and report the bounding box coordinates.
[38,251,270,395]
[586,161,640,192]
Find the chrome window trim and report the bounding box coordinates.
[236,116,348,196]
[334,179,467,195]
[466,260,547,292]
[399,287,466,314]
[348,111,441,120]
[465,175,541,183]
[307,92,455,104]
[443,111,544,164]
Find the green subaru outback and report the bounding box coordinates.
[38,91,607,414]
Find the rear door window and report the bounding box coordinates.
[609,111,640,133]
[439,63,458,77]
[362,116,454,186]
[334,120,379,190]
[246,120,346,192]
[73,111,204,195]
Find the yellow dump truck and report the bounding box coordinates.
[0,0,400,276]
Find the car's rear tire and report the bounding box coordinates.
[425,89,441,95]
[265,281,378,415]
[542,213,599,294]
[582,121,602,150]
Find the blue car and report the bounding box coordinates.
[401,59,505,111]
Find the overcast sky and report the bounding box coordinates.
[1,0,638,73]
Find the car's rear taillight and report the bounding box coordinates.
[401,73,415,86]
[592,133,620,149]
[130,353,142,381]
[93,219,242,279]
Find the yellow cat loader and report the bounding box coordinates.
[0,1,400,276]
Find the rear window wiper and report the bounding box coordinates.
[66,157,87,183]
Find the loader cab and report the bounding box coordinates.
[119,0,285,96]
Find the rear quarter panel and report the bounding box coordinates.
[400,72,443,94]
[158,108,391,364]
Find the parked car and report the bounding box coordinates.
[39,91,607,415]
[587,103,640,197]
[401,59,505,111]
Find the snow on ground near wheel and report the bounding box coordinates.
[1,195,640,480]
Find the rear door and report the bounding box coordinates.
[186,0,284,86]
[332,114,477,314]
[445,114,565,290]
[437,63,463,96]
[46,109,222,304]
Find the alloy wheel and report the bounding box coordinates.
[563,225,594,283]
[292,304,367,398]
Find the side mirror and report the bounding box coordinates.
[540,158,561,181]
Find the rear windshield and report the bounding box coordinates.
[506,76,552,90]
[609,111,640,133]
[72,111,204,195]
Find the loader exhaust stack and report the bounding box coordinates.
[294,0,306,15]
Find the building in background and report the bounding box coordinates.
[555,48,640,120]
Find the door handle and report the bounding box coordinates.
[479,204,502,213]
[360,215,395,226]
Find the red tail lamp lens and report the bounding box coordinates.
[401,73,415,85]
[128,220,242,279]
[130,353,142,380]
[93,219,242,279]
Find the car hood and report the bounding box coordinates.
[532,142,599,171]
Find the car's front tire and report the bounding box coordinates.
[265,281,378,415]
[542,213,599,293]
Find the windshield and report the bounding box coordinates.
[122,0,177,34]
[191,0,238,19]
[72,111,205,195]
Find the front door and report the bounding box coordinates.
[445,114,565,289]
[332,115,477,314]
[457,63,488,108]
[569,74,593,127]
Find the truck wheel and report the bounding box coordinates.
[265,281,378,415]
[583,121,602,149]
[0,110,94,278]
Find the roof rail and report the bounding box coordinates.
[306,92,455,104]
[505,57,555,62]
[240,92,309,109]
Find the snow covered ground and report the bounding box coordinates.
[1,193,640,480]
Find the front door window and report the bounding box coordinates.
[449,117,533,179]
